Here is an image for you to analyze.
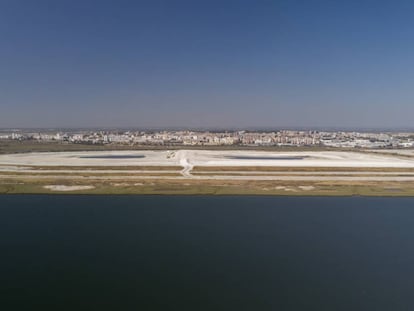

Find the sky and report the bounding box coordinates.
[0,0,414,129]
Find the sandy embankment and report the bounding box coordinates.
[1,149,414,168]
[44,185,95,191]
[1,149,414,182]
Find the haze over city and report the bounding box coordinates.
[1,0,414,129]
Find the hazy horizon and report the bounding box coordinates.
[2,125,414,133]
[1,1,414,128]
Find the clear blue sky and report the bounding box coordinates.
[1,0,413,129]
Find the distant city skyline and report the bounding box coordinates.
[3,127,414,149]
[1,0,414,128]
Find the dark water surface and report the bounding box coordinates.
[79,155,145,159]
[1,196,414,310]
[225,155,307,160]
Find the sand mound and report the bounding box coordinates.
[44,185,95,191]
[298,186,315,191]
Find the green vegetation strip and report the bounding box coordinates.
[193,166,414,172]
[0,140,340,154]
[0,172,181,177]
[1,177,414,196]
[0,165,182,171]
[192,172,414,177]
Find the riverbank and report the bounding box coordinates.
[2,177,414,196]
[1,149,414,196]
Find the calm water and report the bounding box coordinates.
[79,155,145,159]
[1,196,414,310]
[226,155,307,160]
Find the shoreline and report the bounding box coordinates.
[2,193,414,198]
[1,149,414,196]
[1,181,414,196]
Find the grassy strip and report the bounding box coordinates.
[193,166,414,172]
[0,172,181,177]
[0,165,182,171]
[1,177,414,196]
[0,140,347,154]
[192,172,414,177]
